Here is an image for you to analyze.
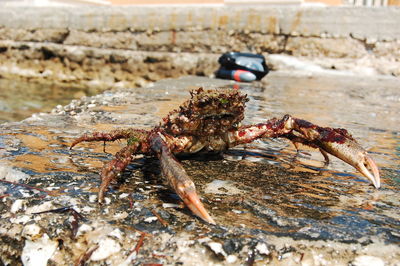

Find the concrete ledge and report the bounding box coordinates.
[0,6,399,40]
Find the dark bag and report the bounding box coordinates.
[218,52,269,80]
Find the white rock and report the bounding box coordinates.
[119,193,129,199]
[76,224,93,237]
[89,194,97,203]
[22,223,42,240]
[144,216,158,223]
[25,201,53,214]
[10,215,31,224]
[352,255,385,266]
[90,237,121,261]
[19,189,32,198]
[226,254,237,263]
[108,228,124,240]
[256,242,270,255]
[113,211,128,220]
[0,164,30,182]
[207,242,227,257]
[81,206,95,214]
[103,197,111,205]
[11,199,26,213]
[21,234,57,266]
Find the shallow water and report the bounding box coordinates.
[0,79,97,123]
[0,74,399,244]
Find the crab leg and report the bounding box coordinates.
[229,115,380,188]
[96,143,141,203]
[70,129,146,203]
[70,129,147,149]
[150,132,216,224]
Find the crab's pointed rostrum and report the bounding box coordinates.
[71,87,380,224]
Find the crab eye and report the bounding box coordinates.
[232,122,240,128]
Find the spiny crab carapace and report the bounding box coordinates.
[70,87,380,224]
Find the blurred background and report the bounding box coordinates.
[0,0,399,123]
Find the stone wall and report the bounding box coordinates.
[0,6,399,91]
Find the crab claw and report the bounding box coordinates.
[288,117,381,188]
[176,183,216,225]
[320,136,380,188]
[353,154,380,188]
[151,132,216,224]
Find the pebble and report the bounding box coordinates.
[207,242,227,258]
[255,242,270,255]
[76,224,93,237]
[118,193,129,199]
[22,223,42,240]
[113,212,129,220]
[10,215,31,224]
[19,189,32,198]
[21,234,57,266]
[108,228,124,240]
[11,199,26,213]
[103,197,111,205]
[144,216,158,223]
[90,237,121,261]
[226,254,237,263]
[162,203,180,208]
[89,194,97,203]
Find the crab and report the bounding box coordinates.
[70,87,380,224]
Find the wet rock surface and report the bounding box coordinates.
[0,76,399,265]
